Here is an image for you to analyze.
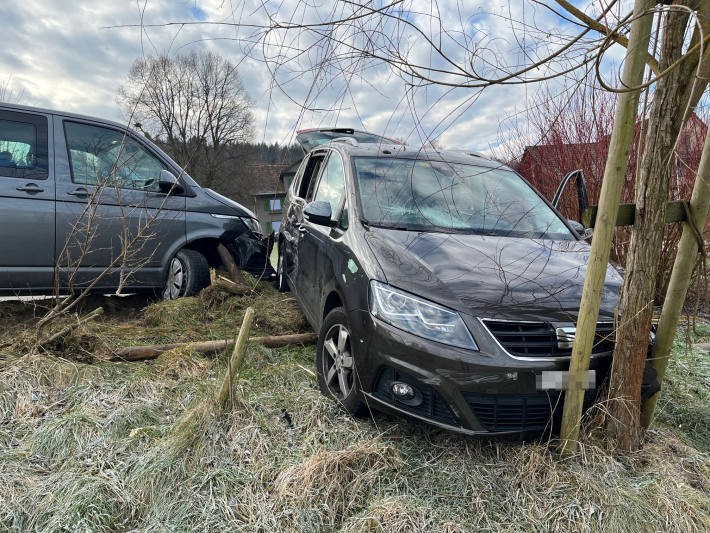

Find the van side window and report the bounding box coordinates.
[64,121,165,191]
[297,153,325,200]
[313,152,347,227]
[0,111,49,180]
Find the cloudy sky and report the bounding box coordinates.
[1,1,624,152]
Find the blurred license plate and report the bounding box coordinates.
[536,370,595,390]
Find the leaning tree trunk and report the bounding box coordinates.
[607,5,693,452]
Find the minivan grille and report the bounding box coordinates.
[373,366,459,427]
[463,390,597,432]
[484,320,615,358]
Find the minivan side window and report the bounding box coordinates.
[313,151,348,228]
[0,111,49,180]
[64,122,165,191]
[297,153,325,200]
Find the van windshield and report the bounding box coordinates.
[353,158,574,240]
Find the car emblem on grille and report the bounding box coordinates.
[555,327,576,349]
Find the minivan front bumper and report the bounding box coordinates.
[349,309,613,436]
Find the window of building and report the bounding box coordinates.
[265,198,282,212]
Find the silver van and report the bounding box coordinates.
[0,103,272,299]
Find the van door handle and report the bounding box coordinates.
[67,187,89,197]
[16,183,44,193]
[297,224,307,233]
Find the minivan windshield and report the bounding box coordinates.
[354,158,574,240]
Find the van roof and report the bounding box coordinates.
[0,101,129,131]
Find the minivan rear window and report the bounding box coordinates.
[296,129,399,153]
[0,111,49,180]
[354,158,573,240]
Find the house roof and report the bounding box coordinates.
[245,164,290,196]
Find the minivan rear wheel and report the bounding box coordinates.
[317,307,367,417]
[162,249,210,300]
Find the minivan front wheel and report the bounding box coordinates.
[162,249,210,300]
[317,307,367,416]
[275,245,289,292]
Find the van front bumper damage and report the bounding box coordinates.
[227,231,276,280]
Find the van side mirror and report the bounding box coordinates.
[158,170,184,195]
[304,200,336,227]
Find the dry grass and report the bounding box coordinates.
[342,496,466,533]
[0,287,709,532]
[273,441,403,523]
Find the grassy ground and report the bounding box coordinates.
[0,285,709,532]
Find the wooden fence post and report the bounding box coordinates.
[216,307,255,409]
[559,0,655,455]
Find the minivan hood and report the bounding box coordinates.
[203,189,256,219]
[364,227,622,322]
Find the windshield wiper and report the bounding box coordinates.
[364,221,421,232]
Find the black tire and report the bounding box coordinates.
[316,307,367,417]
[161,249,210,300]
[275,244,289,292]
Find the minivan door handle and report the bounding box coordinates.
[16,183,44,193]
[297,224,307,233]
[67,187,89,197]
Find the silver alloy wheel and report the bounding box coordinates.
[163,257,185,300]
[322,323,354,399]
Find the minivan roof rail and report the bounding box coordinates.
[448,149,489,159]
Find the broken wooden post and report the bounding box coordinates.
[216,307,254,409]
[217,243,246,286]
[640,115,710,428]
[38,307,104,348]
[212,274,248,295]
[558,0,654,456]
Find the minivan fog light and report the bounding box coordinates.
[391,381,423,406]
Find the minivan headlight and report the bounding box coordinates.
[369,280,478,350]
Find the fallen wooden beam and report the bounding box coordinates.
[111,332,318,361]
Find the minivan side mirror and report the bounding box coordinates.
[158,169,184,195]
[568,219,593,240]
[304,200,336,227]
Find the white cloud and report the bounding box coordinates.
[0,0,630,152]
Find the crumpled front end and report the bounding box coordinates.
[229,231,276,279]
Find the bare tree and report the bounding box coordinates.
[118,51,254,187]
[0,77,25,104]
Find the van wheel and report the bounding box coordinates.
[275,246,289,292]
[162,249,210,300]
[316,307,367,417]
